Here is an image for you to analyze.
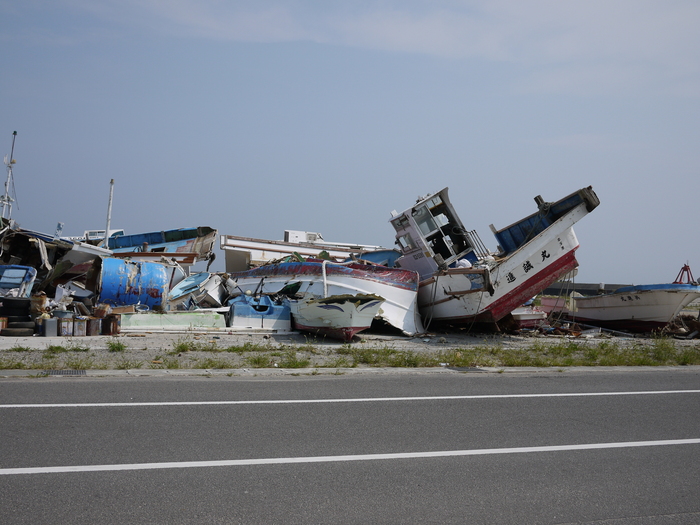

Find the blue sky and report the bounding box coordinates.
[2,1,699,284]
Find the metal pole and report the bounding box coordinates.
[2,131,17,220]
[103,179,114,248]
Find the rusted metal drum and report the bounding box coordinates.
[101,314,121,335]
[98,258,168,308]
[86,317,101,336]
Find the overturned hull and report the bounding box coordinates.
[288,294,384,342]
[390,186,599,327]
[229,261,423,335]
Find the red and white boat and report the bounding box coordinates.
[388,186,599,327]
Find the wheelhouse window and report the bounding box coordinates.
[391,216,410,232]
[414,206,437,236]
[397,233,415,252]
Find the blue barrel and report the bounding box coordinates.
[98,258,169,308]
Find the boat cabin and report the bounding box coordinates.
[389,188,484,280]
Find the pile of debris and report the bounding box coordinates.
[0,219,223,337]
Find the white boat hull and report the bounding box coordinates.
[288,294,384,341]
[569,286,700,331]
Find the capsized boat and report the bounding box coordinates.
[547,265,700,332]
[228,260,423,335]
[287,293,384,341]
[389,186,599,328]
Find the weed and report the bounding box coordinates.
[279,351,310,368]
[196,357,233,369]
[7,345,32,352]
[0,358,27,369]
[244,354,271,368]
[324,356,352,368]
[172,337,220,353]
[115,359,143,370]
[106,338,127,352]
[43,344,69,356]
[64,356,94,370]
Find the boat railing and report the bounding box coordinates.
[464,229,491,258]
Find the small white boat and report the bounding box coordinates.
[288,294,384,341]
[510,305,549,329]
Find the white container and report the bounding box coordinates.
[43,318,58,337]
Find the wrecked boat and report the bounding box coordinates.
[220,229,387,271]
[0,265,37,298]
[543,265,700,332]
[286,293,385,341]
[389,186,599,328]
[227,259,424,335]
[107,226,217,257]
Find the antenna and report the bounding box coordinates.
[103,179,115,248]
[1,131,18,220]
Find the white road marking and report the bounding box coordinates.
[2,439,699,475]
[1,390,699,409]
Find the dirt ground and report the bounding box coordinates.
[1,314,699,374]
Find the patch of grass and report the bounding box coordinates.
[339,346,436,368]
[43,344,69,356]
[42,341,90,357]
[106,338,127,352]
[244,354,271,368]
[115,359,143,370]
[0,357,28,369]
[278,351,310,368]
[172,337,220,353]
[7,345,32,352]
[224,341,274,353]
[323,356,352,368]
[64,356,95,370]
[195,357,233,369]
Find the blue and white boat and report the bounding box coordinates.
[549,265,700,332]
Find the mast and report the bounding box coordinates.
[103,178,115,248]
[1,131,18,220]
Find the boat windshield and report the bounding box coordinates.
[397,233,415,252]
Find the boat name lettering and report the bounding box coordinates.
[541,250,550,261]
[506,272,516,284]
[523,261,534,273]
[557,237,565,250]
[620,295,640,302]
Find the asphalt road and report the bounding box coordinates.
[1,369,699,524]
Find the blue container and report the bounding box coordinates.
[98,258,168,308]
